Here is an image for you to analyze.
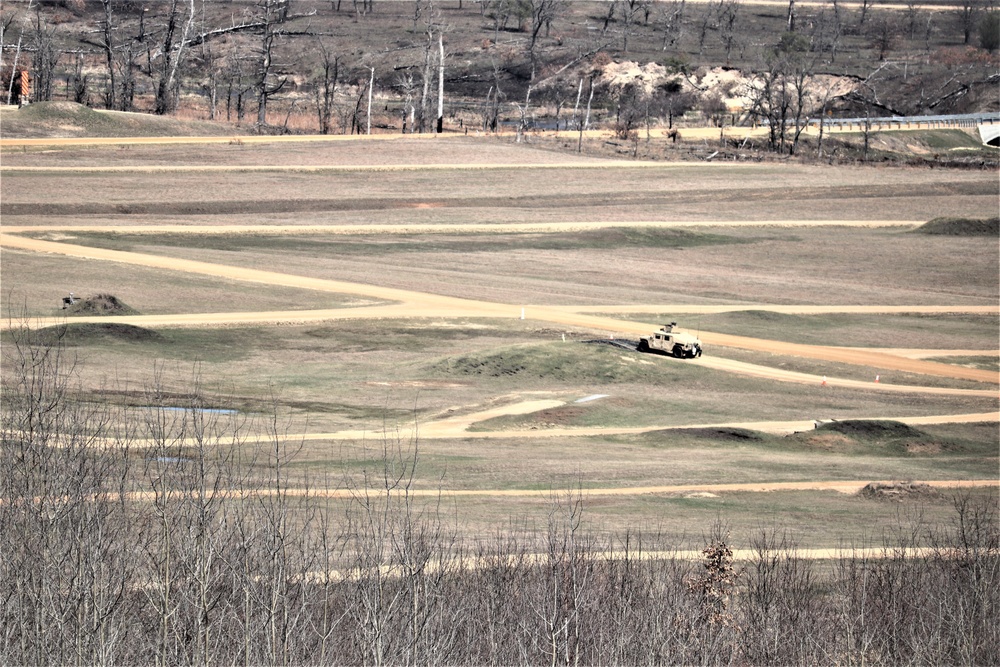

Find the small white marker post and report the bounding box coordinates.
[520,308,525,320]
[562,333,566,342]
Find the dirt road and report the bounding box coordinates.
[283,409,1000,441]
[0,220,924,236]
[3,232,997,391]
[77,479,998,504]
[109,404,997,447]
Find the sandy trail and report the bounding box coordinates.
[0,161,740,173]
[106,408,998,447]
[0,133,468,148]
[2,233,997,390]
[49,479,997,506]
[14,306,997,331]
[1,221,924,235]
[277,409,1000,441]
[308,478,999,499]
[418,399,567,438]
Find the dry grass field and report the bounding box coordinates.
[2,134,997,548]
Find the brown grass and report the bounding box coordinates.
[1,139,997,545]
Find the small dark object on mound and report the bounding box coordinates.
[859,481,939,501]
[66,293,139,316]
[914,217,999,236]
[40,323,163,344]
[816,420,924,439]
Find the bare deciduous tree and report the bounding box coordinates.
[745,33,816,154]
[313,39,339,134]
[255,0,288,126]
[523,0,566,80]
[2,323,998,665]
[28,4,59,102]
[153,0,197,115]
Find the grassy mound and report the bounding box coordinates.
[37,323,163,345]
[783,420,971,457]
[913,217,1000,236]
[432,343,693,384]
[816,420,925,439]
[66,293,139,316]
[1,101,232,139]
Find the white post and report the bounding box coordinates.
[437,33,444,133]
[366,66,374,135]
[520,308,525,320]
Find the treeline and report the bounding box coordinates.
[1,329,998,665]
[3,0,998,136]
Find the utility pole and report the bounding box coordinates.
[436,33,444,133]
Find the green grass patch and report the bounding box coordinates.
[16,321,500,363]
[431,341,697,384]
[58,227,747,257]
[32,323,163,345]
[924,355,999,372]
[302,321,500,351]
[917,129,988,150]
[913,217,1000,236]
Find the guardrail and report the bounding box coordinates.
[812,112,999,131]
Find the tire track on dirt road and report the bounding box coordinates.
[2,233,996,390]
